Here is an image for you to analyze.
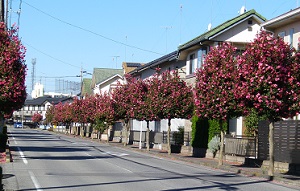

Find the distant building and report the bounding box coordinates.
[13,95,73,124]
[31,82,44,99]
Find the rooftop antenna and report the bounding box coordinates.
[208,0,213,31]
[112,56,120,68]
[161,26,172,53]
[239,6,246,14]
[31,58,36,93]
[180,4,182,45]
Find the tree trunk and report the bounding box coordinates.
[123,121,129,146]
[69,123,72,135]
[146,121,150,151]
[218,120,225,166]
[218,130,225,166]
[268,120,274,180]
[106,125,110,143]
[0,114,4,133]
[167,119,171,155]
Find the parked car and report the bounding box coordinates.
[14,122,23,128]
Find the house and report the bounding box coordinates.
[13,95,73,126]
[129,51,186,79]
[127,51,187,149]
[261,7,300,120]
[122,62,144,74]
[90,68,124,95]
[178,9,266,137]
[261,7,300,50]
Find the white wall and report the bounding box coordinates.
[131,118,185,132]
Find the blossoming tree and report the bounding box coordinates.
[32,113,43,125]
[94,92,115,142]
[235,31,300,179]
[112,75,135,145]
[194,42,242,165]
[0,22,26,128]
[148,70,194,155]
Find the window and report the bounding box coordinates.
[289,28,294,48]
[189,53,196,74]
[248,20,252,24]
[278,31,285,39]
[197,47,207,69]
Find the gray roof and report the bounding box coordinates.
[25,96,73,106]
[129,51,178,75]
[126,62,142,67]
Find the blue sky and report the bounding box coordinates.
[9,0,299,93]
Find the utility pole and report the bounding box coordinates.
[0,0,4,23]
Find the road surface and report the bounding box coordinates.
[2,128,297,191]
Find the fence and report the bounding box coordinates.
[224,136,257,158]
[258,120,300,164]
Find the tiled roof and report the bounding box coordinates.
[178,9,266,50]
[128,51,178,75]
[91,68,123,87]
[126,62,142,67]
[25,96,72,106]
[82,78,92,96]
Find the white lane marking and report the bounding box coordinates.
[104,151,129,157]
[29,171,43,191]
[85,153,92,156]
[17,147,28,164]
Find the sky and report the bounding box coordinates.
[7,0,299,93]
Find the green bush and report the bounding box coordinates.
[191,115,209,148]
[208,135,220,155]
[0,133,8,152]
[173,126,184,145]
[208,119,227,143]
[244,109,267,136]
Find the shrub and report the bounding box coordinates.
[208,119,227,143]
[244,109,267,136]
[191,115,209,148]
[208,135,220,155]
[173,126,184,145]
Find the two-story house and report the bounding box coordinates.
[261,7,300,50]
[261,7,300,121]
[178,9,266,137]
[90,68,124,95]
[127,51,186,149]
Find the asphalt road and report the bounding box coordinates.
[2,128,298,191]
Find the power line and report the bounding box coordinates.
[24,41,85,70]
[22,1,163,56]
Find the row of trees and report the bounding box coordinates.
[0,22,26,128]
[46,71,194,154]
[45,31,300,179]
[194,31,300,178]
